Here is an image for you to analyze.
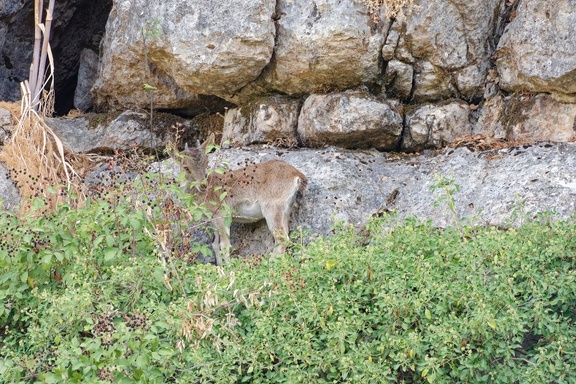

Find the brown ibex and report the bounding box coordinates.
[174,136,307,266]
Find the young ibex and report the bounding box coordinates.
[175,137,307,266]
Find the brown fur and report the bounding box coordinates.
[175,138,307,266]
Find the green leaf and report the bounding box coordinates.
[42,253,53,264]
[143,83,157,91]
[103,247,118,261]
[93,235,104,248]
[136,354,150,368]
[54,251,64,262]
[129,217,142,231]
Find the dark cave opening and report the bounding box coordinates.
[51,0,113,115]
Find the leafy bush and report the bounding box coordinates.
[2,175,576,382]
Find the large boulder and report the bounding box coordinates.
[92,0,275,110]
[497,0,576,101]
[92,0,390,107]
[383,0,506,101]
[46,110,190,153]
[297,90,403,150]
[222,96,301,147]
[475,94,576,142]
[403,101,473,151]
[259,0,388,96]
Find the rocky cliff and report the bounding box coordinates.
[1,0,574,147]
[88,0,575,150]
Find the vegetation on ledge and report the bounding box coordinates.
[1,174,576,383]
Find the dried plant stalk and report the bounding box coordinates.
[0,0,86,214]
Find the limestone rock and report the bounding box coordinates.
[92,0,275,110]
[73,48,99,112]
[383,0,506,101]
[46,110,187,153]
[155,143,576,259]
[497,0,576,100]
[403,101,473,151]
[222,97,301,147]
[383,60,414,100]
[261,0,388,96]
[411,61,454,101]
[475,94,576,142]
[0,108,13,145]
[298,91,403,150]
[0,161,20,210]
[391,143,576,228]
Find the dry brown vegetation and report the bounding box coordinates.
[0,0,87,214]
[0,99,88,214]
[357,0,415,18]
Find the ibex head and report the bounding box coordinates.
[175,134,216,187]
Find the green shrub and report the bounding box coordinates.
[2,178,576,383]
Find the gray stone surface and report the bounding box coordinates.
[475,94,576,142]
[0,108,13,145]
[0,161,19,210]
[383,60,414,100]
[46,110,180,153]
[261,0,388,96]
[73,48,99,112]
[383,0,506,101]
[152,142,576,258]
[93,0,275,109]
[222,97,301,147]
[297,90,403,150]
[497,0,576,100]
[403,101,473,151]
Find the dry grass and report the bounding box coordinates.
[357,0,415,18]
[448,134,541,157]
[0,0,89,215]
[0,101,21,123]
[0,92,87,214]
